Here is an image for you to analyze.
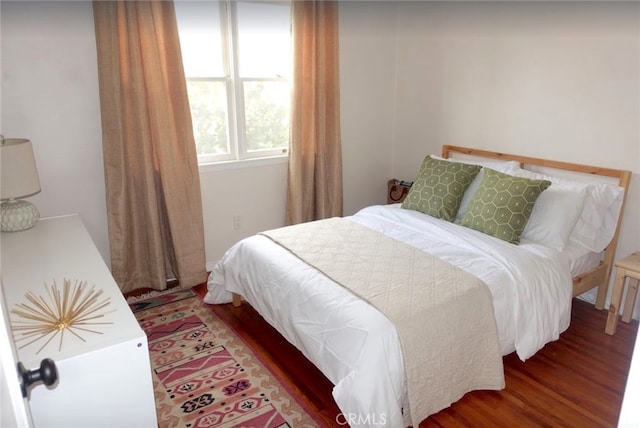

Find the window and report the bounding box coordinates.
[175,0,292,164]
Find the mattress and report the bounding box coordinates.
[205,204,574,427]
[561,242,603,278]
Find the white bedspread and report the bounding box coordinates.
[205,204,573,427]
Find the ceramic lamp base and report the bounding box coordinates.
[1,199,40,232]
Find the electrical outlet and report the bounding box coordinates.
[233,215,242,230]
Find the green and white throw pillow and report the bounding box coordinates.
[402,156,481,222]
[460,168,551,244]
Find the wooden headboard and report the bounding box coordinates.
[442,145,632,310]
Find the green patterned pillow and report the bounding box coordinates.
[402,156,481,221]
[460,168,551,244]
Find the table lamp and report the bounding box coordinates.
[1,136,41,232]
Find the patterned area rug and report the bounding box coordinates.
[130,288,319,428]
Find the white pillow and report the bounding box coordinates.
[430,155,522,220]
[569,182,625,252]
[511,169,588,251]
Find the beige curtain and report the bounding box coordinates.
[93,1,207,293]
[286,0,343,225]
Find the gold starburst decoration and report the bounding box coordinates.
[10,279,115,355]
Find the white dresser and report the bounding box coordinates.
[1,214,158,427]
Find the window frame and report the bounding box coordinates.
[180,0,291,166]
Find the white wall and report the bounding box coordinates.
[199,160,288,270]
[393,2,639,170]
[619,327,640,427]
[339,1,398,216]
[1,1,108,264]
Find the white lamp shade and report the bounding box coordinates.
[1,138,41,200]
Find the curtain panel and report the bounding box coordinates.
[286,0,343,225]
[93,0,207,293]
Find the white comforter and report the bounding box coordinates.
[204,204,573,427]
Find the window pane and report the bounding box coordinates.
[243,80,290,152]
[175,1,225,77]
[186,81,230,155]
[237,2,291,78]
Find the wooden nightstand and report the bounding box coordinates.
[605,251,640,335]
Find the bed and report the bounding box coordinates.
[204,146,631,427]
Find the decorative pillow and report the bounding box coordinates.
[429,155,522,220]
[460,168,551,244]
[402,156,481,222]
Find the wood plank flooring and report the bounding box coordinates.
[143,284,638,427]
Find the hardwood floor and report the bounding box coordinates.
[424,301,637,428]
[176,284,636,427]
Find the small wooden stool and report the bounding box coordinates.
[605,251,640,335]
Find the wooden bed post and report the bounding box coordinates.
[596,170,632,310]
[232,293,242,307]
